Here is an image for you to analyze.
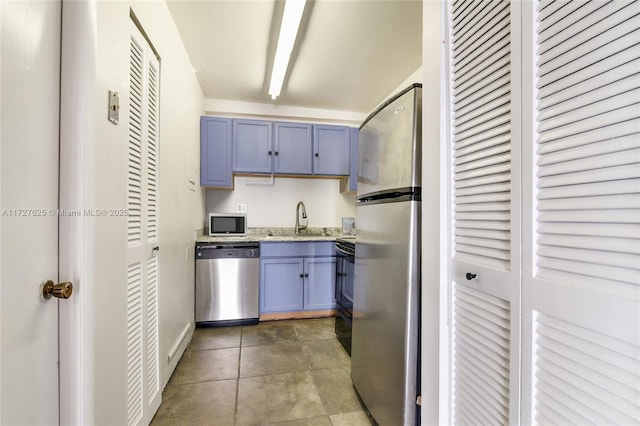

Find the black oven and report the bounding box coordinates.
[335,237,355,355]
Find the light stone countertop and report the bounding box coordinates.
[196,227,349,243]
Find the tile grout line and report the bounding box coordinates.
[233,327,244,426]
[295,323,333,421]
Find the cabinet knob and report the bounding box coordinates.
[275,151,279,156]
[315,153,319,157]
[304,273,309,278]
[466,273,477,281]
[299,273,304,278]
[268,150,272,155]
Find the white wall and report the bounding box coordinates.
[70,1,204,423]
[206,176,356,228]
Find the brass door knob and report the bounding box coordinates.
[41,280,73,300]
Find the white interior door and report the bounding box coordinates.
[521,1,640,423]
[446,1,521,424]
[127,21,161,426]
[1,1,63,424]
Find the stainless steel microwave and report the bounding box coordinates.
[208,213,247,236]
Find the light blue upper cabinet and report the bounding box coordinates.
[274,122,313,174]
[313,124,350,176]
[349,127,358,191]
[200,116,233,188]
[232,119,273,173]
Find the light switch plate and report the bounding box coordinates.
[108,90,119,124]
[237,203,247,213]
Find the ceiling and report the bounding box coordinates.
[166,0,422,114]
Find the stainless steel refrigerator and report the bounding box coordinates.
[351,84,421,426]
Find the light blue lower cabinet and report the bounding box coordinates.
[304,257,336,310]
[259,243,336,314]
[260,258,305,312]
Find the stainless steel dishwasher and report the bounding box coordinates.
[195,242,260,326]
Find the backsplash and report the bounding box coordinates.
[205,176,356,228]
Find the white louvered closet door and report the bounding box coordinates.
[521,1,640,424]
[127,22,161,426]
[447,1,521,424]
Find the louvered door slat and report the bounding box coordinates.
[538,232,639,255]
[539,221,640,239]
[537,163,640,188]
[456,181,511,197]
[538,208,639,224]
[457,227,510,240]
[455,201,510,212]
[539,193,640,211]
[456,191,510,205]
[538,179,640,201]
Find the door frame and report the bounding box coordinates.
[420,1,450,425]
[58,1,98,423]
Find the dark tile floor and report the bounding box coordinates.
[151,318,376,426]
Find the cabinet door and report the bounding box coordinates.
[313,124,350,176]
[274,122,312,174]
[349,128,358,191]
[260,258,304,313]
[233,119,273,173]
[200,116,232,187]
[304,257,336,310]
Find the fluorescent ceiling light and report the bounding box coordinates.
[268,0,306,100]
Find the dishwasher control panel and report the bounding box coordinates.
[196,243,260,259]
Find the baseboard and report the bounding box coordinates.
[259,310,337,321]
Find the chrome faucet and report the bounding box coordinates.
[295,201,308,234]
